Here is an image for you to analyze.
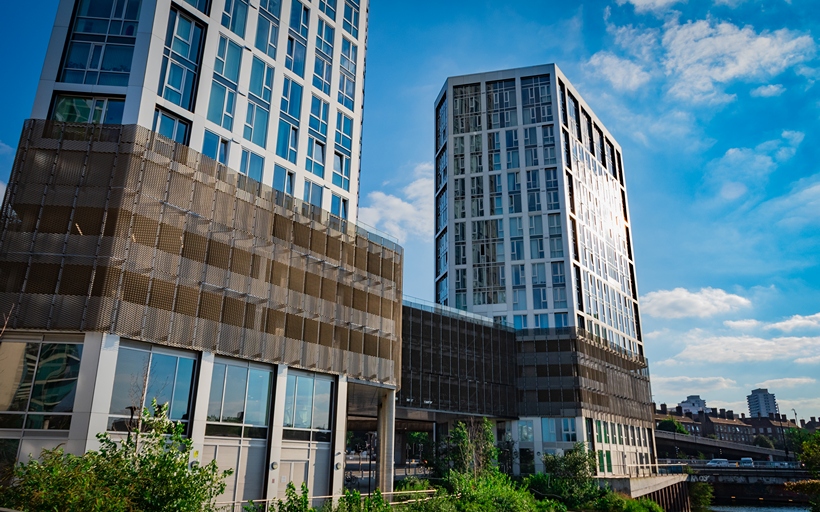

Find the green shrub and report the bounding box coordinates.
[688,482,713,512]
[587,492,662,512]
[0,401,230,512]
[531,444,604,508]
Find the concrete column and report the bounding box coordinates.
[265,364,289,501]
[65,332,103,455]
[532,417,544,474]
[376,388,395,494]
[329,375,349,500]
[84,333,121,451]
[189,351,215,464]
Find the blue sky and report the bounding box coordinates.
[1,0,818,419]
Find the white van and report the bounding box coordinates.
[739,457,754,468]
[706,458,730,467]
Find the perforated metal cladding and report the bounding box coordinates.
[515,328,653,425]
[0,120,403,385]
[398,305,519,418]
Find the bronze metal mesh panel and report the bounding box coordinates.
[0,120,403,385]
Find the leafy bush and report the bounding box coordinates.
[785,480,820,512]
[446,470,541,512]
[0,401,230,512]
[656,418,688,435]
[588,492,662,512]
[688,482,713,512]
[531,444,604,508]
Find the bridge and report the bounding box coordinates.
[688,466,812,505]
[655,430,789,460]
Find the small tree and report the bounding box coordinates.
[753,435,775,449]
[527,443,603,508]
[0,400,231,512]
[688,482,714,512]
[656,418,688,435]
[432,418,498,478]
[785,432,820,512]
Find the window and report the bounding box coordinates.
[509,216,523,237]
[60,0,140,86]
[546,190,560,210]
[214,35,242,82]
[596,420,603,443]
[159,10,204,110]
[276,119,298,163]
[528,191,542,212]
[555,312,568,328]
[203,130,228,164]
[260,0,282,17]
[282,371,334,441]
[335,112,353,150]
[303,180,323,207]
[281,77,303,119]
[333,152,351,190]
[548,213,562,236]
[222,0,249,37]
[331,194,348,219]
[532,286,548,309]
[544,145,557,165]
[513,315,527,329]
[553,286,567,309]
[340,38,357,74]
[543,125,555,145]
[511,240,524,261]
[239,148,264,182]
[513,289,527,312]
[563,418,577,442]
[108,343,196,431]
[319,0,336,19]
[530,237,544,259]
[529,215,543,236]
[255,13,279,59]
[207,81,235,129]
[244,101,269,147]
[549,237,563,258]
[249,57,274,102]
[313,55,332,94]
[285,37,307,77]
[534,313,549,328]
[471,197,484,217]
[617,424,624,445]
[339,73,355,110]
[51,95,124,124]
[511,264,526,286]
[518,420,534,442]
[290,0,310,37]
[206,361,273,438]
[153,109,190,143]
[273,164,294,195]
[0,339,83,431]
[342,1,359,38]
[316,18,334,56]
[309,96,329,135]
[551,262,565,284]
[532,263,547,285]
[182,0,209,14]
[306,137,325,177]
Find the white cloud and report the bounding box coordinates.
[755,377,817,389]
[723,319,762,330]
[588,52,653,91]
[706,131,804,201]
[765,312,820,332]
[0,141,13,155]
[358,162,434,244]
[758,173,820,229]
[662,19,815,103]
[641,287,751,318]
[652,375,738,392]
[661,331,820,364]
[750,84,785,97]
[616,0,685,14]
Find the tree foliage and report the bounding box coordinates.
[687,482,714,512]
[656,418,688,435]
[431,419,497,478]
[526,443,603,509]
[752,435,775,449]
[0,400,231,512]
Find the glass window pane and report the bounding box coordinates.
[221,365,248,423]
[245,369,272,426]
[207,363,226,421]
[109,347,150,415]
[103,99,124,124]
[293,375,313,429]
[312,379,332,430]
[283,374,296,428]
[100,45,134,72]
[170,357,195,421]
[0,342,37,412]
[146,353,177,414]
[28,343,83,413]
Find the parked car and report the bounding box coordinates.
[739,457,754,468]
[706,458,730,467]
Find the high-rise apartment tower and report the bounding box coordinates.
[434,65,654,476]
[748,388,779,418]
